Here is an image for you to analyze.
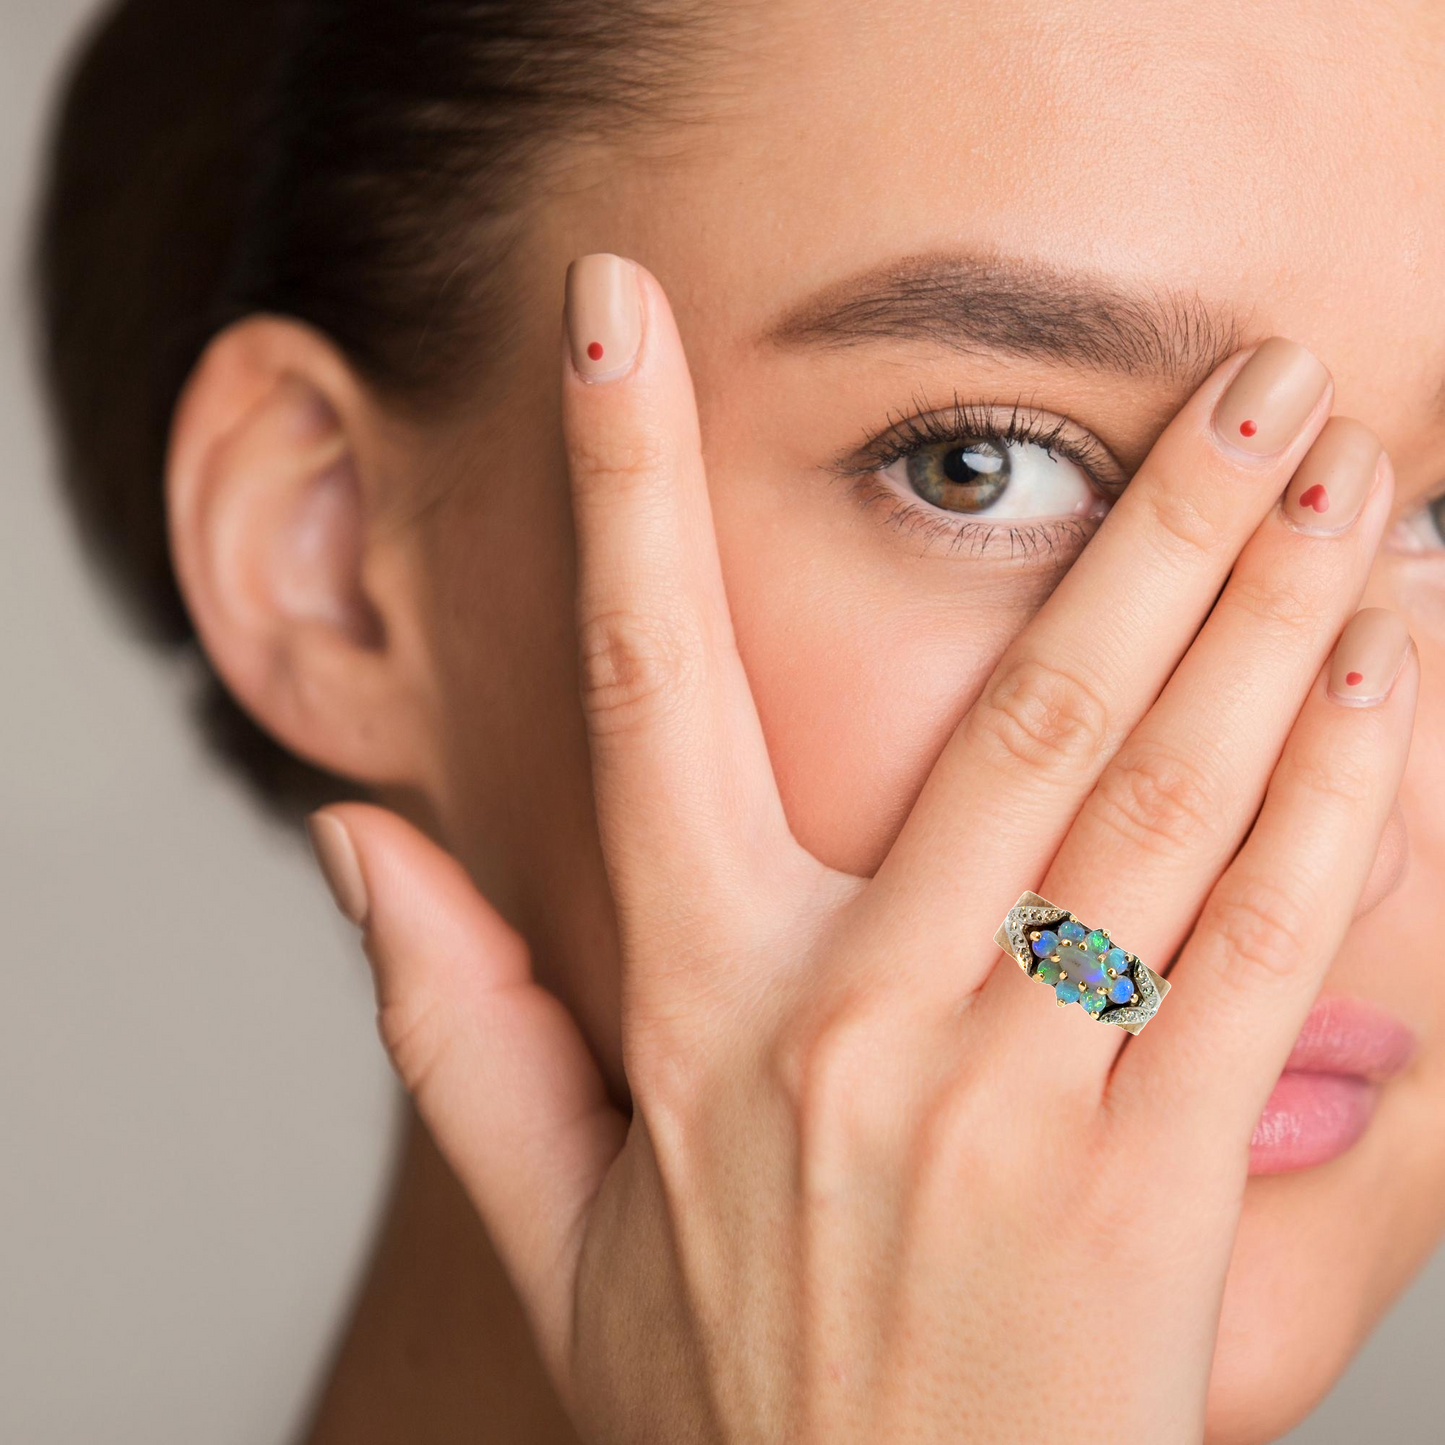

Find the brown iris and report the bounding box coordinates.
[905,437,1010,513]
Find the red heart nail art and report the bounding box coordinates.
[1298,484,1329,513]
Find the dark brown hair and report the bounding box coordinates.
[33,0,710,818]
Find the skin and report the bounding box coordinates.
[158,0,1445,1440]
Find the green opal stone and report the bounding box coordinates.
[1085,929,1110,953]
[1035,956,1064,986]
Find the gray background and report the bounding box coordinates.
[0,3,1438,1442]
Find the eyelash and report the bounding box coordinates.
[827,394,1123,560]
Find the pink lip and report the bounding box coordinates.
[1249,995,1419,1175]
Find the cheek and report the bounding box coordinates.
[726,548,1027,877]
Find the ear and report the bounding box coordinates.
[167,316,431,788]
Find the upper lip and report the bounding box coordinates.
[1282,993,1419,1081]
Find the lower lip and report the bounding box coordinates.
[1249,1071,1379,1174]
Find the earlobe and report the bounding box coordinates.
[167,317,422,787]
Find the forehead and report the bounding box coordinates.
[577,0,1445,432]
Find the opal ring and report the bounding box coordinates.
[994,891,1170,1034]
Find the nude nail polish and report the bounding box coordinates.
[565,253,643,382]
[1280,416,1383,536]
[1329,608,1411,707]
[1213,337,1330,457]
[306,812,370,927]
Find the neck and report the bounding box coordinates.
[301,1108,581,1445]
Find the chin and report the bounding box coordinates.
[1203,1151,1400,1442]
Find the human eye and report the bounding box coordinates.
[1386,488,1445,554]
[828,395,1127,560]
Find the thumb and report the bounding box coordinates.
[305,802,626,1378]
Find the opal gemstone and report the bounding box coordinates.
[1022,913,1142,1019]
[1035,956,1064,986]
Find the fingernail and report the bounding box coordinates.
[306,811,370,927]
[1329,608,1411,707]
[1213,337,1331,457]
[1280,417,1383,536]
[565,253,642,383]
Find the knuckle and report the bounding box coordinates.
[567,431,670,500]
[1280,734,1377,811]
[577,607,698,734]
[1089,741,1223,853]
[623,968,751,1125]
[967,654,1112,774]
[624,1025,711,1139]
[766,996,902,1163]
[376,993,450,1100]
[1144,479,1226,558]
[1203,875,1311,987]
[913,1084,1103,1224]
[1222,571,1323,637]
[909,1069,1005,1183]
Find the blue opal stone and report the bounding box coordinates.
[1080,954,1108,986]
[1103,947,1129,976]
[1055,978,1081,1005]
[1059,920,1087,943]
[1085,929,1109,954]
[1109,975,1136,1005]
[1032,930,1060,957]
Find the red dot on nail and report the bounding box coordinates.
[1239,419,1258,437]
[586,341,604,361]
[1346,671,1364,686]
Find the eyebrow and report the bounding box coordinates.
[761,252,1252,387]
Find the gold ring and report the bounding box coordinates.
[994,891,1170,1034]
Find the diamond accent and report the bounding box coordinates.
[1005,905,1070,970]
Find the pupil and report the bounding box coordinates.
[942,438,1008,487]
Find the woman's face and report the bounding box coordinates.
[384,2,1445,1438]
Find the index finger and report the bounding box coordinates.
[560,254,805,1016]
